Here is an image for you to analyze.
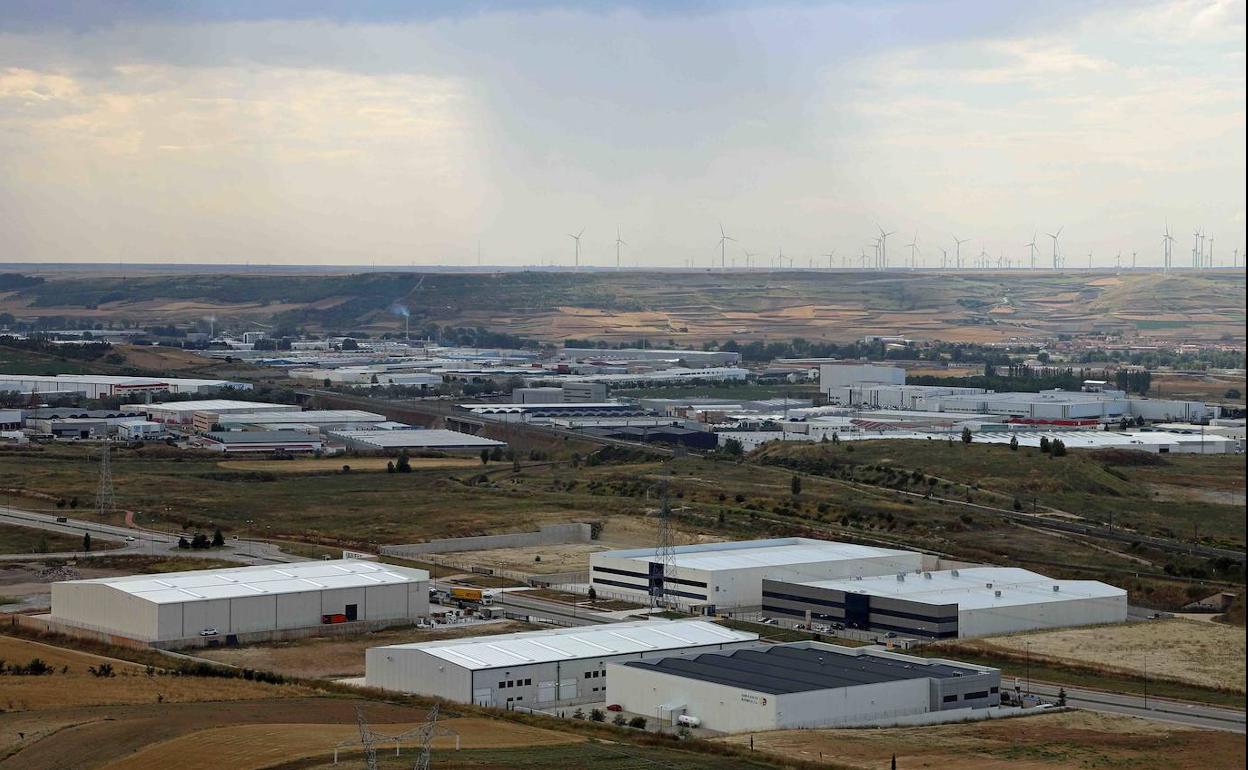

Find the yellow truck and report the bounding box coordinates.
[449,586,495,605]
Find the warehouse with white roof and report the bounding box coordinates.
[590,538,927,613]
[761,567,1127,639]
[51,559,429,645]
[328,428,505,452]
[365,619,758,709]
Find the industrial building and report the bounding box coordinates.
[141,399,295,426]
[590,538,927,612]
[328,428,505,452]
[560,347,741,366]
[51,560,430,644]
[0,374,250,400]
[364,619,758,709]
[761,567,1127,639]
[212,409,389,432]
[198,430,325,454]
[455,402,647,424]
[609,642,1000,732]
[513,382,610,404]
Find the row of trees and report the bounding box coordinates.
[178,529,226,549]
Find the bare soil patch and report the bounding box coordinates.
[719,710,1244,770]
[949,619,1246,692]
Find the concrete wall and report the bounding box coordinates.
[958,594,1127,638]
[381,523,592,558]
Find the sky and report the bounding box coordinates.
[0,0,1244,268]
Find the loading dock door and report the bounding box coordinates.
[345,604,358,622]
[538,681,557,703]
[558,678,577,700]
[844,592,870,629]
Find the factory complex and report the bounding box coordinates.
[762,567,1128,639]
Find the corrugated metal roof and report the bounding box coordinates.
[329,428,504,448]
[376,619,757,670]
[61,559,428,604]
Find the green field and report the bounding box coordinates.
[0,522,105,553]
[0,439,1240,612]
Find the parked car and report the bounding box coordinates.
[55,516,68,523]
[124,536,136,542]
[606,704,623,712]
[199,628,219,637]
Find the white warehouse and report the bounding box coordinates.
[609,642,1000,733]
[761,567,1127,639]
[365,619,758,709]
[590,538,927,613]
[51,560,430,645]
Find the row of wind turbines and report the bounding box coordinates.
[559,223,1239,272]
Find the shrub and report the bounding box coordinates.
[590,708,606,722]
[628,716,647,729]
[612,713,627,726]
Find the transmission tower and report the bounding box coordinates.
[413,704,440,770]
[95,438,115,518]
[652,471,675,610]
[355,706,379,770]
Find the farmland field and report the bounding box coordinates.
[0,635,311,711]
[719,710,1246,770]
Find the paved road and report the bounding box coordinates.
[490,589,613,627]
[1020,680,1245,733]
[0,506,299,564]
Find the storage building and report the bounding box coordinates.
[590,538,926,612]
[197,430,324,454]
[328,428,505,452]
[609,641,1000,733]
[142,399,293,426]
[51,560,430,644]
[761,567,1127,639]
[364,619,758,709]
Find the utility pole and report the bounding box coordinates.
[96,438,115,519]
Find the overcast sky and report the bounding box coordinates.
[1,0,1244,268]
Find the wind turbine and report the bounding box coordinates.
[953,236,970,269]
[1193,228,1202,268]
[1162,221,1175,272]
[1026,232,1039,270]
[567,227,585,268]
[1115,251,1122,271]
[743,250,757,270]
[877,226,895,270]
[1208,236,1214,267]
[717,224,735,270]
[906,232,920,269]
[1046,227,1063,269]
[614,227,626,270]
[939,247,948,270]
[823,249,837,269]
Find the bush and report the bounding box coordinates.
[628,716,648,729]
[612,713,628,726]
[590,708,606,722]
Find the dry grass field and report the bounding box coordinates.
[949,619,1247,692]
[195,620,536,679]
[720,710,1246,770]
[99,717,582,770]
[0,635,311,711]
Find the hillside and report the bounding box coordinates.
[2,269,1243,344]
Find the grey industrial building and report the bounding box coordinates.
[761,567,1127,639]
[51,560,430,644]
[365,619,758,709]
[609,642,1000,732]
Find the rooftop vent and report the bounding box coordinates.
[896,573,906,582]
[994,590,1002,598]
[1053,585,1061,592]
[985,582,994,589]
[924,572,932,579]
[950,569,960,577]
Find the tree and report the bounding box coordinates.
[480,448,490,465]
[82,532,91,552]
[340,337,359,351]
[178,535,190,549]
[628,716,647,729]
[1051,438,1067,457]
[1039,436,1051,454]
[587,586,597,605]
[721,437,743,456]
[1057,687,1067,706]
[191,532,210,549]
[612,713,628,726]
[1226,388,1242,400]
[1009,434,1018,451]
[590,708,606,722]
[490,446,504,462]
[396,452,412,473]
[212,528,225,548]
[790,475,802,496]
[961,426,973,444]
[386,460,395,473]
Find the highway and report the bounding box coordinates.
[0,505,299,564]
[1020,680,1245,733]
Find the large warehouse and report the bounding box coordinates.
[590,538,926,612]
[761,567,1127,639]
[365,619,757,709]
[609,642,1000,733]
[51,560,429,645]
[328,428,505,452]
[0,373,250,400]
